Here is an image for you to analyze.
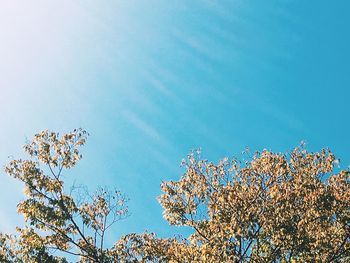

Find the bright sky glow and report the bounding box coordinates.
[0,0,349,244]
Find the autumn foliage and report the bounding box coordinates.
[1,129,128,262]
[1,129,349,262]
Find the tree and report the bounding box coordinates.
[1,129,129,262]
[114,148,350,262]
[1,129,350,262]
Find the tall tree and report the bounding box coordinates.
[115,148,350,262]
[1,129,128,262]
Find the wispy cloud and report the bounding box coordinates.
[121,109,163,144]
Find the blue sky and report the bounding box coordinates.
[0,0,349,245]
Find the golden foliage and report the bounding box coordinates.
[1,129,349,262]
[3,129,128,263]
[115,148,350,262]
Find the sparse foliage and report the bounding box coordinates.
[1,129,128,262]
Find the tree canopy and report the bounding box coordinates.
[1,129,128,262]
[1,129,349,262]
